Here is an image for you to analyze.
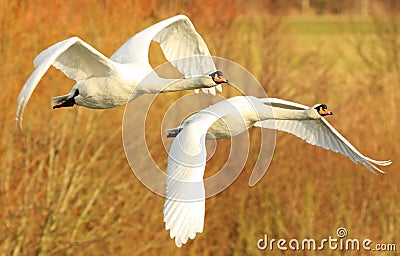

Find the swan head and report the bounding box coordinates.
[313,104,333,117]
[209,71,228,84]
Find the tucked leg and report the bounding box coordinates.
[53,90,79,109]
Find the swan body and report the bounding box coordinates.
[164,96,391,247]
[16,15,228,127]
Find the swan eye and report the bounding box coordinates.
[315,104,324,111]
[210,70,223,78]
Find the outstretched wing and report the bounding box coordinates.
[255,98,392,173]
[164,125,207,247]
[164,101,237,247]
[16,37,118,127]
[112,15,216,76]
[111,15,219,94]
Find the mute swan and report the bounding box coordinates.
[164,96,391,247]
[15,15,228,127]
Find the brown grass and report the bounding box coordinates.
[1,0,399,255]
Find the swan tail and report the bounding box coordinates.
[52,94,70,104]
[52,89,79,104]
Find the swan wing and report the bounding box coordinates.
[16,37,118,126]
[111,15,218,94]
[153,15,216,77]
[255,98,391,173]
[164,102,235,247]
[164,125,206,247]
[112,15,216,76]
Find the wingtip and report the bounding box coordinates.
[366,157,392,166]
[209,87,216,96]
[365,157,392,175]
[165,216,201,248]
[366,161,386,174]
[175,239,183,248]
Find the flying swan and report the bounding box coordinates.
[163,96,391,247]
[16,15,228,127]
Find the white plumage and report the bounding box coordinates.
[164,96,391,247]
[254,98,392,173]
[164,104,234,247]
[16,15,227,127]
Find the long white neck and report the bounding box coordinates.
[160,76,215,92]
[137,73,215,93]
[272,107,311,120]
[257,106,320,121]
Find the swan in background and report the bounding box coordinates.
[164,96,391,247]
[16,15,228,127]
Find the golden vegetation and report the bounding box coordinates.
[1,0,399,255]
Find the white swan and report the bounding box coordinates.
[16,15,228,127]
[164,96,391,247]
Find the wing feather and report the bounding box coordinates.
[16,37,117,127]
[164,104,233,247]
[255,98,391,173]
[164,125,207,247]
[153,15,215,76]
[34,37,116,80]
[111,15,217,94]
[112,15,216,76]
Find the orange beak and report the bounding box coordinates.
[320,108,333,116]
[213,76,229,84]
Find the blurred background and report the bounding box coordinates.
[1,0,399,255]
